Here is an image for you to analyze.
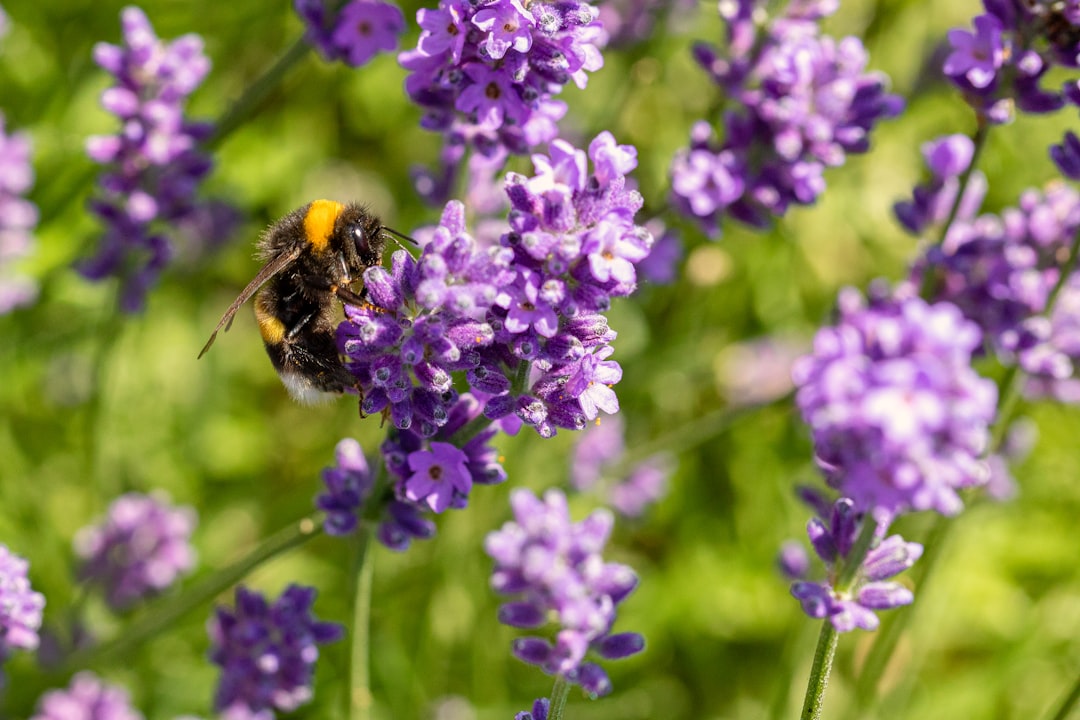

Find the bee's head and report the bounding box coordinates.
[336,203,386,268]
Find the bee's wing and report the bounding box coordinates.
[198,245,305,358]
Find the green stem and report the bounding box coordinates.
[800,620,840,720]
[64,513,322,672]
[205,36,311,150]
[610,391,793,477]
[1047,672,1080,720]
[547,676,573,720]
[347,527,375,720]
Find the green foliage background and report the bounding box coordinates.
[1,0,1079,718]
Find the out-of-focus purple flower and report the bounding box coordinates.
[209,585,343,718]
[792,285,997,520]
[790,499,921,632]
[31,672,143,720]
[596,0,697,47]
[894,133,987,237]
[715,334,807,407]
[400,0,606,204]
[944,14,1006,89]
[0,112,38,313]
[912,182,1080,383]
[515,697,550,720]
[80,6,232,313]
[1052,130,1080,180]
[296,0,405,67]
[316,438,374,536]
[671,4,902,236]
[0,544,44,662]
[571,415,672,517]
[74,492,197,611]
[943,4,1080,123]
[777,540,810,580]
[635,219,682,285]
[485,488,643,695]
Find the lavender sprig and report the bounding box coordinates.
[399,0,605,204]
[80,6,231,312]
[0,112,38,313]
[30,672,143,720]
[671,0,902,236]
[485,488,643,696]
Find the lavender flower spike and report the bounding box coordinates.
[31,672,144,720]
[0,544,45,661]
[792,284,997,520]
[295,0,405,67]
[209,584,344,718]
[485,488,643,696]
[81,6,225,312]
[74,491,197,611]
[0,112,39,313]
[790,499,922,632]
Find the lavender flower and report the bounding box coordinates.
[295,0,405,67]
[375,392,506,547]
[337,132,650,440]
[485,488,643,696]
[0,112,38,313]
[399,0,605,204]
[893,133,986,238]
[944,2,1080,124]
[515,697,549,720]
[790,499,921,632]
[208,584,343,718]
[74,492,197,611]
[80,6,230,312]
[671,1,902,236]
[31,672,143,720]
[792,285,998,520]
[911,182,1080,383]
[0,544,44,662]
[316,438,374,536]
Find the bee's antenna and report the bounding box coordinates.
[382,225,419,251]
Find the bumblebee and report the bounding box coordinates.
[199,199,387,404]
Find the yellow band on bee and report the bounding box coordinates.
[254,291,286,345]
[303,199,345,253]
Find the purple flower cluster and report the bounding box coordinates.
[790,498,921,632]
[0,544,45,662]
[893,134,986,239]
[73,492,197,611]
[378,392,506,542]
[399,0,604,203]
[294,0,405,67]
[910,177,1080,384]
[944,1,1080,124]
[792,285,998,520]
[208,584,343,718]
[571,415,672,517]
[0,112,38,314]
[80,6,227,313]
[671,0,902,236]
[338,131,648,440]
[515,697,549,720]
[31,672,143,720]
[485,488,643,696]
[316,438,374,536]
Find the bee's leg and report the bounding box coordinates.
[298,273,371,308]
